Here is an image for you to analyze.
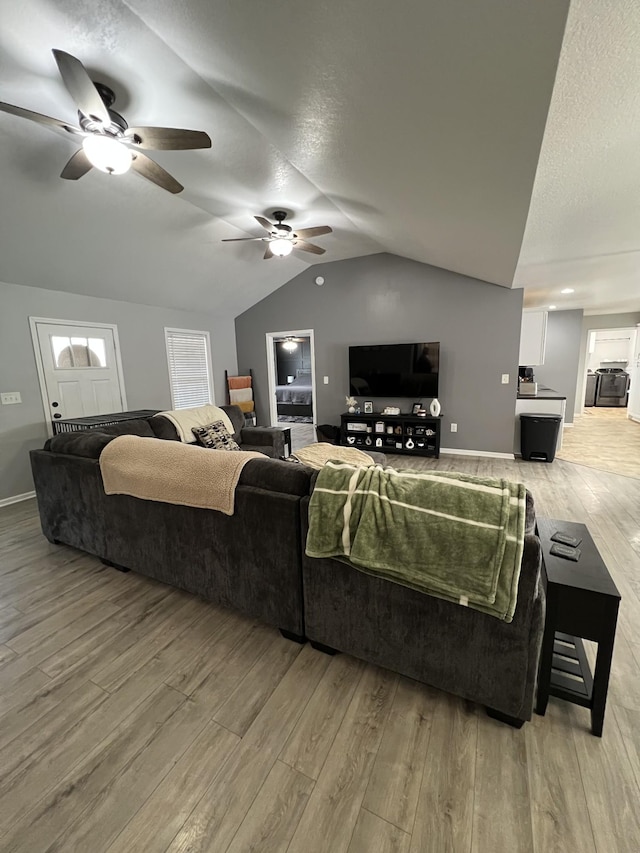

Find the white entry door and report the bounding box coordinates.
[31,320,126,427]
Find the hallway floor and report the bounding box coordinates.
[556,408,640,479]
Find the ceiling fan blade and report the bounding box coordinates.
[264,245,274,260]
[130,152,183,194]
[124,127,211,151]
[221,237,265,242]
[292,225,333,239]
[0,102,81,136]
[52,49,111,125]
[294,240,326,255]
[255,216,274,233]
[60,148,93,180]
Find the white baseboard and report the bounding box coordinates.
[0,490,36,508]
[440,447,515,460]
[563,422,574,428]
[629,413,640,424]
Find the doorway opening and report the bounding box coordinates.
[30,317,127,437]
[582,326,636,410]
[557,325,640,478]
[265,329,316,451]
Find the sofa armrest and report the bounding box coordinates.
[240,426,286,457]
[515,534,544,616]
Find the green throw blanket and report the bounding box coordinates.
[306,463,527,622]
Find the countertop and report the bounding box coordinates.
[517,385,567,401]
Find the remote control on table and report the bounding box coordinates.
[549,543,581,561]
[551,531,582,548]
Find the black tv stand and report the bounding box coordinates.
[340,412,441,458]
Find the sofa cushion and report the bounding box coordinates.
[192,421,241,451]
[238,457,314,496]
[221,404,246,443]
[46,419,155,459]
[148,415,180,441]
[525,491,535,536]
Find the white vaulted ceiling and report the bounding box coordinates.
[516,0,640,315]
[1,0,636,317]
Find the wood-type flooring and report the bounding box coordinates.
[556,407,640,479]
[0,452,639,852]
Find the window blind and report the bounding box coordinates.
[165,329,213,409]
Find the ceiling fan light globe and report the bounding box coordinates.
[82,134,132,174]
[282,339,298,352]
[270,238,293,257]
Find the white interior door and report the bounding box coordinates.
[32,320,126,426]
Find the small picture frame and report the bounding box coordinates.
[364,401,373,414]
[412,402,422,414]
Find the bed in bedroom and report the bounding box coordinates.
[276,369,313,418]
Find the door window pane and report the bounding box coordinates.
[51,335,106,368]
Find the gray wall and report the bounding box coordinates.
[0,280,237,502]
[575,311,640,416]
[533,309,583,424]
[236,253,524,454]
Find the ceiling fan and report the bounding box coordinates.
[222,210,332,258]
[0,49,211,194]
[278,336,306,351]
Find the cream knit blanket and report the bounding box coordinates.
[293,442,376,470]
[156,405,235,442]
[100,435,261,516]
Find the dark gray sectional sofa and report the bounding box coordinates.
[29,410,546,725]
[301,494,544,725]
[30,408,310,640]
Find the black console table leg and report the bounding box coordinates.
[591,608,618,737]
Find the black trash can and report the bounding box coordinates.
[520,413,562,462]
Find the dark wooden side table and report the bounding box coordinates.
[536,518,621,736]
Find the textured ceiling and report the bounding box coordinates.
[7,0,632,319]
[516,0,640,315]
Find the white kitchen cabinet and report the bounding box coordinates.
[519,311,547,366]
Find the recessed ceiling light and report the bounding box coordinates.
[560,288,574,294]
[548,305,557,310]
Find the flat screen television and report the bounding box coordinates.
[349,342,440,398]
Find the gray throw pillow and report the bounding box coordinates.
[191,420,240,451]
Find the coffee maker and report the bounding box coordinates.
[518,366,537,396]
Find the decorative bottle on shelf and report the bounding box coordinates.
[429,398,441,417]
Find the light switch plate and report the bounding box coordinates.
[1,392,22,405]
[501,373,510,384]
[323,376,329,384]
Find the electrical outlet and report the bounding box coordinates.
[501,373,510,384]
[323,376,329,384]
[1,392,22,405]
[451,423,458,433]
